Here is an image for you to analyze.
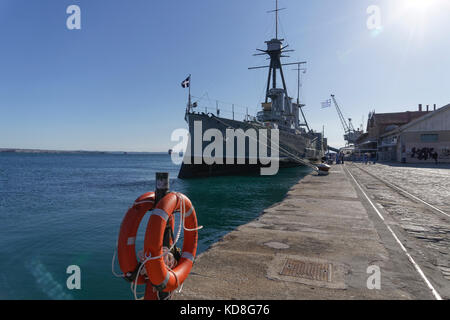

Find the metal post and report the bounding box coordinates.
[154,171,171,301]
[187,74,192,113]
[232,104,235,120]
[276,0,278,39]
[155,172,169,203]
[265,60,273,103]
[216,100,219,116]
[272,63,277,89]
[278,58,288,93]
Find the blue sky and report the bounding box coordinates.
[0,0,449,151]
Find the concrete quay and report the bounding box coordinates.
[177,164,444,300]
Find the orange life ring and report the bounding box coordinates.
[117,191,173,285]
[143,192,199,292]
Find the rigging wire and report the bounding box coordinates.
[213,116,319,171]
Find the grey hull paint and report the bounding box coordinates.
[178,112,323,179]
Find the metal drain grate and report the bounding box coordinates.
[280,259,332,282]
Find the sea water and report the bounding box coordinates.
[0,152,310,299]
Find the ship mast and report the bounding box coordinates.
[269,0,284,40]
[293,63,310,131]
[249,0,309,131]
[263,0,288,102]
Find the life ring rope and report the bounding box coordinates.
[133,192,203,300]
[113,191,202,300]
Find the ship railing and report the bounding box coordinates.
[256,111,284,122]
[190,95,259,122]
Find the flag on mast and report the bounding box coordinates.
[181,76,190,88]
[321,99,331,109]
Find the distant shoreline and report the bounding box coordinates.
[0,148,167,155]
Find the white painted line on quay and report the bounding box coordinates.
[354,164,449,219]
[344,166,443,301]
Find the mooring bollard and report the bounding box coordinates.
[317,163,331,176]
[155,172,169,203]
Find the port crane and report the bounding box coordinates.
[330,94,362,146]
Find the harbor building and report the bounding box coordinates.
[355,105,431,158]
[378,103,450,163]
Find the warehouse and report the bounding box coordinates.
[378,104,450,163]
[354,105,430,160]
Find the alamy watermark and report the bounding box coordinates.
[367,4,383,35]
[66,5,81,30]
[366,265,381,290]
[66,265,81,290]
[171,121,280,176]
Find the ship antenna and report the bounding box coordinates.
[267,0,285,40]
[292,63,306,105]
[292,63,311,132]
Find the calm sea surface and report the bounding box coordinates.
[0,153,310,299]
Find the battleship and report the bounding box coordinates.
[178,1,326,179]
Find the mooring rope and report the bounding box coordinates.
[213,116,319,171]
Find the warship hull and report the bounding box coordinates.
[178,113,324,179]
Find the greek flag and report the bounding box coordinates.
[181,76,190,88]
[321,99,331,109]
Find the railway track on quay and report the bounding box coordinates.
[345,163,450,300]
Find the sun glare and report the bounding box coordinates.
[401,0,450,17]
[394,0,447,32]
[404,0,436,10]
